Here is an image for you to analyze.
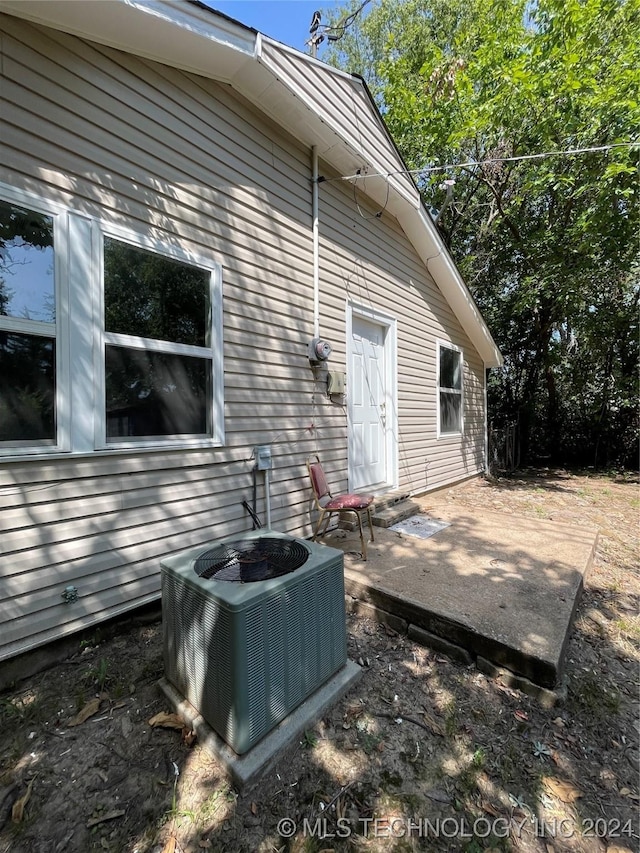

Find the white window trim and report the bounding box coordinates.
[0,183,70,456]
[0,182,224,458]
[436,339,464,439]
[93,222,224,451]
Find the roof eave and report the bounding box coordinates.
[0,0,502,366]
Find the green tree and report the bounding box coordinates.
[322,0,639,467]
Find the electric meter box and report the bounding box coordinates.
[308,338,332,363]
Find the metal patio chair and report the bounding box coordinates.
[307,455,374,559]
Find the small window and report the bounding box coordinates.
[0,199,57,445]
[101,237,218,444]
[438,343,463,435]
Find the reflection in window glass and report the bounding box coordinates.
[104,238,208,346]
[439,345,462,434]
[440,391,461,433]
[105,345,210,438]
[0,331,56,441]
[0,200,55,322]
[439,346,461,390]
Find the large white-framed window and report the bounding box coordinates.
[0,187,69,454]
[0,181,224,458]
[95,226,224,450]
[437,340,464,437]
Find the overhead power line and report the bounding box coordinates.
[329,142,639,183]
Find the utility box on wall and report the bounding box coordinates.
[327,371,346,395]
[253,445,272,470]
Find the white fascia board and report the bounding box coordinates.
[0,0,257,78]
[407,207,503,367]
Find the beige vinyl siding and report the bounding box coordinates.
[0,14,487,662]
[260,42,418,206]
[317,178,486,494]
[0,15,327,661]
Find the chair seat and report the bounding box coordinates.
[307,455,374,559]
[324,494,374,511]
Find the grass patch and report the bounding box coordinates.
[613,617,640,640]
[444,699,458,738]
[0,688,50,727]
[456,748,486,797]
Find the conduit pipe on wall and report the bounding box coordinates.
[312,145,320,339]
[264,468,272,529]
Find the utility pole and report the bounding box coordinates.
[307,9,323,59]
[306,1,371,59]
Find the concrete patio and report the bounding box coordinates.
[317,496,599,699]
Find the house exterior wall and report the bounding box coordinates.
[318,178,485,493]
[0,15,486,662]
[259,41,419,207]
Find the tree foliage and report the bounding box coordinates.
[322,0,639,467]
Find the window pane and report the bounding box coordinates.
[439,346,461,390]
[0,331,56,441]
[0,200,55,322]
[105,345,210,438]
[104,238,208,346]
[440,391,461,433]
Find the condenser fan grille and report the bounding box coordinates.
[193,536,309,582]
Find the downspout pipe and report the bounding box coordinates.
[484,363,489,475]
[312,145,319,339]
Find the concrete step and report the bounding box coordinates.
[371,498,422,528]
[372,489,410,510]
[338,490,414,532]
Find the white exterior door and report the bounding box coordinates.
[348,310,396,492]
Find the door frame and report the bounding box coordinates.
[346,301,398,492]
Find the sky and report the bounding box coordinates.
[203,1,344,53]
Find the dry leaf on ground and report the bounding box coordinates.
[68,697,101,727]
[86,809,126,828]
[480,799,501,817]
[618,788,639,800]
[181,727,197,747]
[161,837,176,853]
[11,778,34,823]
[541,776,583,803]
[422,710,446,736]
[148,712,185,730]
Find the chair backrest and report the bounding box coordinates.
[308,457,331,502]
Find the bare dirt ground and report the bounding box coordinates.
[0,469,638,853]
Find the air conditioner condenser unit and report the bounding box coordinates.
[161,530,347,755]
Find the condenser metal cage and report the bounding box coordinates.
[161,530,346,755]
